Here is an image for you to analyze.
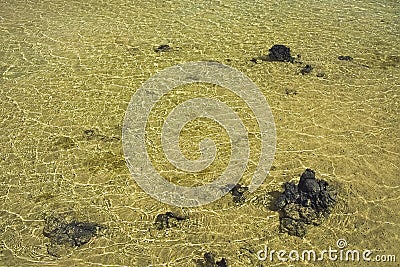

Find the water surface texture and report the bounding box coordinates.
[1,1,399,266]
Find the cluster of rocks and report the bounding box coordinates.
[151,43,357,79]
[151,169,337,240]
[275,169,337,237]
[39,41,345,264]
[250,44,358,78]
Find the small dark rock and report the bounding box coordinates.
[338,55,353,61]
[250,57,261,64]
[154,212,187,230]
[230,184,248,197]
[316,72,325,77]
[154,44,171,52]
[300,64,313,75]
[195,252,228,267]
[275,169,337,237]
[229,184,248,204]
[285,88,298,96]
[267,44,295,63]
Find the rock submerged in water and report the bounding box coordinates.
[154,44,171,52]
[194,252,228,267]
[275,169,337,237]
[154,212,187,230]
[229,183,249,205]
[43,215,102,257]
[251,44,295,63]
[338,55,353,61]
[300,64,313,75]
[43,216,101,247]
[267,44,295,63]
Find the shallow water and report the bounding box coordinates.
[0,0,399,266]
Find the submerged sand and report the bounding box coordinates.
[0,1,399,266]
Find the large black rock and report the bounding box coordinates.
[267,44,295,63]
[275,169,337,237]
[251,44,295,64]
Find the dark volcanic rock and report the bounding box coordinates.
[154,44,171,52]
[267,44,295,63]
[251,45,296,64]
[275,169,337,237]
[43,216,100,247]
[298,169,320,193]
[338,55,353,61]
[154,212,187,230]
[195,252,228,267]
[43,215,102,256]
[229,183,249,204]
[300,64,313,75]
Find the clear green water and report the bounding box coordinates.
[0,0,399,266]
